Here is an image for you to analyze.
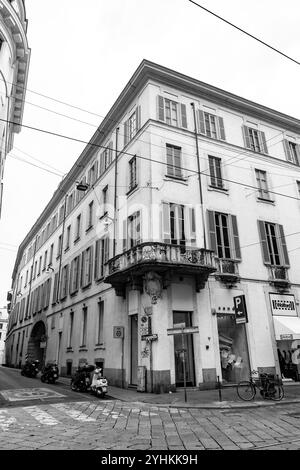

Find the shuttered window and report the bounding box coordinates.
[128,156,137,191]
[128,211,141,249]
[283,139,300,165]
[162,203,196,247]
[60,265,69,300]
[255,169,271,200]
[81,307,88,346]
[208,156,224,189]
[258,221,289,266]
[157,95,187,129]
[198,111,226,140]
[94,238,109,280]
[166,144,182,178]
[207,210,241,260]
[96,301,104,345]
[70,255,81,294]
[242,126,268,154]
[124,106,141,146]
[100,141,113,175]
[81,246,93,288]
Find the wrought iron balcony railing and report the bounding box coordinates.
[215,259,240,286]
[268,266,290,290]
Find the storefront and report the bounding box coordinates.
[270,293,300,381]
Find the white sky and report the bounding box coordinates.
[1,0,300,306]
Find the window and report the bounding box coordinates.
[96,301,104,345]
[58,204,65,224]
[65,225,71,250]
[100,142,113,175]
[297,181,300,197]
[128,156,137,191]
[207,211,241,260]
[33,261,37,280]
[49,243,54,266]
[157,96,187,128]
[25,270,28,287]
[102,186,108,215]
[87,201,94,229]
[75,214,81,241]
[198,111,225,140]
[57,235,62,258]
[67,192,74,215]
[283,139,300,165]
[81,307,88,346]
[60,265,69,300]
[162,203,196,247]
[70,255,81,294]
[242,125,268,154]
[255,169,271,201]
[68,311,74,348]
[128,212,141,249]
[37,256,42,276]
[88,162,98,186]
[258,221,289,266]
[166,144,182,178]
[43,250,48,271]
[124,106,141,145]
[208,156,224,189]
[81,246,93,288]
[95,238,109,280]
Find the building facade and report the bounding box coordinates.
[0,307,8,364]
[0,0,30,218]
[5,60,300,391]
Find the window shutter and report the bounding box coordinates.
[123,219,127,252]
[80,251,85,287]
[278,224,290,266]
[124,120,129,146]
[181,104,187,128]
[230,215,241,260]
[260,131,268,154]
[184,207,196,246]
[157,95,165,121]
[242,125,251,149]
[283,139,292,162]
[162,202,171,243]
[136,105,141,130]
[257,220,271,264]
[207,210,217,253]
[136,211,142,244]
[218,117,226,140]
[108,141,113,165]
[94,241,99,279]
[198,110,206,134]
[94,160,98,181]
[88,246,93,283]
[104,237,109,264]
[295,144,300,165]
[100,152,104,175]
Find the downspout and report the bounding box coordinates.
[191,102,207,249]
[25,234,38,320]
[113,127,119,257]
[56,193,68,303]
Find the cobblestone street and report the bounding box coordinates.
[1,399,300,450]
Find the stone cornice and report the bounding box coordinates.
[12,59,300,278]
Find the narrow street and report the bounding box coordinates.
[1,366,300,450]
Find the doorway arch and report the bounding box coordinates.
[27,321,46,367]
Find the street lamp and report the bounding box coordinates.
[76,181,89,192]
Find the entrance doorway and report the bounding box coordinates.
[27,321,46,367]
[130,314,138,385]
[173,311,196,387]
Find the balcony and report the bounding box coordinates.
[104,242,217,296]
[215,259,240,287]
[268,266,290,291]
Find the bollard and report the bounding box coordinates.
[217,375,222,402]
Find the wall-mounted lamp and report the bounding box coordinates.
[16,291,22,297]
[46,265,55,273]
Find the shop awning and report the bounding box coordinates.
[273,315,300,340]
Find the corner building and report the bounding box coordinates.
[5,60,300,391]
[0,0,30,218]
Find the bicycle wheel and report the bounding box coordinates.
[269,384,284,401]
[237,381,256,401]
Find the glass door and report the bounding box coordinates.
[173,311,195,387]
[130,314,138,385]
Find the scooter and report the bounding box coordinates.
[41,363,59,384]
[90,367,108,398]
[70,364,94,392]
[20,360,40,378]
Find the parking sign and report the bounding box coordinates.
[233,295,248,324]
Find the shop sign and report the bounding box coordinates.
[270,294,297,316]
[233,295,248,324]
[280,334,293,340]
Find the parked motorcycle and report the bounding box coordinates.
[41,363,59,384]
[90,367,108,398]
[70,364,95,392]
[20,360,40,378]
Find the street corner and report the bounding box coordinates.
[0,388,66,402]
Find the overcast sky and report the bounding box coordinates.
[0,0,300,306]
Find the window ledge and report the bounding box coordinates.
[64,247,70,253]
[66,347,73,353]
[86,225,93,233]
[126,185,138,197]
[99,211,108,221]
[82,283,91,291]
[70,290,78,297]
[74,236,81,244]
[94,345,105,351]
[208,185,229,194]
[79,347,88,352]
[257,197,275,205]
[164,175,188,185]
[95,276,105,284]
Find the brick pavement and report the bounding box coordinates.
[1,399,300,450]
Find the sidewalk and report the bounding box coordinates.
[57,375,300,409]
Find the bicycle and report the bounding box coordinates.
[237,370,284,401]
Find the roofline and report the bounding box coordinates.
[12,59,300,278]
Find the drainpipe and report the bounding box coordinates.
[191,103,207,250]
[25,234,38,320]
[56,193,68,303]
[113,127,119,257]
